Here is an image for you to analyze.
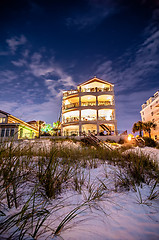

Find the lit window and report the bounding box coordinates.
[0,118,5,123]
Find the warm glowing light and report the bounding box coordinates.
[128,134,134,141]
[65,100,70,105]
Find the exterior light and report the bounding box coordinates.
[128,134,134,141]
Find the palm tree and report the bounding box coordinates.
[143,121,157,138]
[38,120,44,138]
[132,121,143,137]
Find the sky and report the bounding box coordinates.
[0,0,159,133]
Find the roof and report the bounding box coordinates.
[0,123,20,126]
[0,110,38,132]
[0,110,9,116]
[77,77,114,87]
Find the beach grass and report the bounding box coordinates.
[0,139,159,239]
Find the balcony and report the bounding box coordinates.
[81,116,97,121]
[98,101,113,106]
[63,87,113,97]
[63,117,79,123]
[63,102,79,110]
[81,102,96,106]
[63,90,78,98]
[98,116,114,121]
[81,87,111,93]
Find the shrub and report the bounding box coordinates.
[118,138,125,144]
[105,139,116,143]
[143,137,156,147]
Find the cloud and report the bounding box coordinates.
[27,52,76,97]
[96,25,159,93]
[66,1,116,29]
[0,98,61,123]
[8,45,76,99]
[0,70,18,83]
[11,59,27,67]
[6,35,27,54]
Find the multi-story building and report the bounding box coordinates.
[61,77,117,136]
[0,110,39,140]
[140,91,159,140]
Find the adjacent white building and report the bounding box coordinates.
[140,91,159,140]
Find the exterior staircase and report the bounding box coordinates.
[100,124,111,134]
[135,137,145,147]
[82,132,113,150]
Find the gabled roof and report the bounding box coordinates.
[77,77,114,87]
[0,110,38,132]
[0,110,9,116]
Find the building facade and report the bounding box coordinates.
[61,77,117,136]
[0,110,39,140]
[140,91,159,140]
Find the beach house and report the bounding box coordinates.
[61,77,117,136]
[0,110,39,140]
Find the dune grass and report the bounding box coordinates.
[0,139,159,239]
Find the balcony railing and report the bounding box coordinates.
[81,116,97,121]
[98,101,113,106]
[81,87,111,92]
[63,87,113,97]
[98,116,114,121]
[63,102,79,110]
[63,117,79,123]
[81,102,96,106]
[63,90,78,97]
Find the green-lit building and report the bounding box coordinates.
[0,110,39,140]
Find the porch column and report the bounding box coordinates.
[97,110,99,135]
[96,95,98,106]
[79,95,82,136]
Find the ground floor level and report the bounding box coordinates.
[0,124,39,140]
[61,122,117,136]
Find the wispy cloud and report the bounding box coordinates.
[66,1,116,29]
[11,59,27,67]
[0,70,18,83]
[96,25,159,93]
[6,35,27,54]
[0,98,61,123]
[26,52,76,97]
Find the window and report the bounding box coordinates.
[150,106,152,109]
[6,129,10,137]
[142,112,144,115]
[10,129,15,137]
[1,129,5,137]
[151,112,153,116]
[155,135,157,140]
[0,118,5,123]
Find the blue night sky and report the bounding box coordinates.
[0,0,159,133]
